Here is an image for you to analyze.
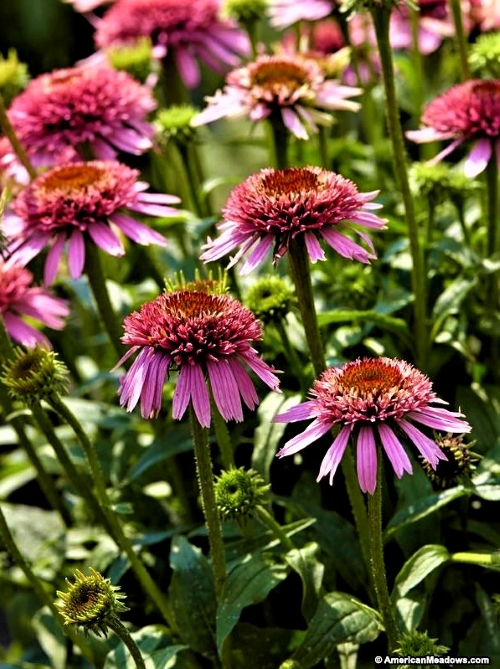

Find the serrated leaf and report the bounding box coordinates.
[285,542,324,621]
[216,552,289,653]
[290,592,382,669]
[392,545,450,601]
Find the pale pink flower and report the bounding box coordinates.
[192,53,361,140]
[7,65,156,166]
[275,357,471,494]
[4,161,178,285]
[267,0,334,30]
[0,255,68,348]
[62,0,115,11]
[406,80,500,177]
[467,0,500,32]
[94,0,250,88]
[200,166,386,275]
[115,289,280,425]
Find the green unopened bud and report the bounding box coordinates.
[1,346,68,405]
[328,263,378,310]
[107,37,156,84]
[395,631,448,665]
[56,568,128,637]
[215,467,270,519]
[469,33,500,79]
[422,435,480,489]
[0,49,29,106]
[245,276,295,324]
[409,162,478,208]
[155,104,200,147]
[224,0,268,24]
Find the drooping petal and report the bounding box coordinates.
[464,138,492,178]
[110,212,168,247]
[44,235,66,286]
[356,426,378,494]
[407,407,471,433]
[274,401,316,423]
[207,359,244,422]
[317,425,351,485]
[277,418,332,458]
[397,419,447,468]
[377,423,413,479]
[87,221,125,256]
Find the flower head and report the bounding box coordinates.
[245,275,295,324]
[1,345,69,405]
[200,166,385,274]
[274,357,471,494]
[215,467,270,519]
[7,65,156,166]
[421,434,479,488]
[406,79,500,178]
[94,0,250,88]
[192,53,361,140]
[4,160,178,285]
[0,255,68,347]
[469,32,500,79]
[115,288,280,426]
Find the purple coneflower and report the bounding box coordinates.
[115,290,280,425]
[94,0,250,88]
[406,79,500,177]
[268,0,334,30]
[7,65,156,166]
[0,255,69,348]
[192,53,361,140]
[275,357,471,494]
[200,166,386,274]
[4,161,177,285]
[389,0,454,54]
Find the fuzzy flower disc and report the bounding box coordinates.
[406,79,500,177]
[275,357,471,494]
[201,166,385,274]
[116,290,280,425]
[7,65,156,165]
[5,161,177,285]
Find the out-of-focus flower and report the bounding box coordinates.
[224,0,268,25]
[469,32,500,78]
[0,138,30,189]
[7,65,156,166]
[62,0,115,12]
[115,287,280,425]
[406,79,500,177]
[275,357,471,494]
[468,0,500,32]
[155,104,200,146]
[0,49,29,107]
[200,166,385,274]
[1,345,69,404]
[389,0,454,54]
[4,161,178,285]
[0,255,68,347]
[94,0,250,88]
[267,0,334,29]
[192,53,361,139]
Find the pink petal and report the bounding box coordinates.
[356,425,378,494]
[397,419,447,468]
[110,213,168,247]
[464,138,492,178]
[304,232,326,262]
[68,229,86,279]
[274,401,316,423]
[88,221,125,256]
[377,423,413,478]
[277,418,332,458]
[281,107,309,140]
[317,425,351,485]
[44,235,66,286]
[207,359,244,422]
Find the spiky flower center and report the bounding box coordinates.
[250,60,309,91]
[41,164,104,193]
[259,168,326,199]
[339,360,402,396]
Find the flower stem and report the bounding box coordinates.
[0,91,37,180]
[449,0,470,81]
[48,393,175,630]
[108,619,147,669]
[370,7,428,369]
[254,504,295,551]
[269,117,289,170]
[209,391,235,469]
[189,407,227,599]
[84,239,125,359]
[486,153,498,258]
[367,462,399,653]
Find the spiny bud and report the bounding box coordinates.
[469,33,500,79]
[155,104,200,147]
[224,0,268,25]
[409,162,478,208]
[107,37,156,84]
[56,568,128,637]
[395,631,448,665]
[1,345,68,405]
[0,49,29,106]
[421,434,480,489]
[245,276,295,325]
[215,467,270,519]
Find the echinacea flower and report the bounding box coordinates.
[4,160,177,285]
[192,53,361,140]
[200,166,386,274]
[275,357,471,494]
[0,255,68,347]
[115,289,280,425]
[7,65,156,166]
[389,0,454,54]
[406,80,500,178]
[94,0,250,88]
[267,0,334,30]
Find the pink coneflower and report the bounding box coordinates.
[468,0,500,32]
[200,167,386,274]
[0,255,69,348]
[192,54,361,140]
[94,0,250,88]
[389,0,454,54]
[115,290,280,425]
[406,80,500,177]
[7,65,156,166]
[275,357,471,494]
[268,0,334,30]
[4,161,178,285]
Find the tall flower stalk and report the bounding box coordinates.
[449,0,470,81]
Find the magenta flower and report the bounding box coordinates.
[268,0,334,30]
[275,357,471,494]
[389,0,454,54]
[0,255,69,348]
[200,166,386,274]
[4,161,178,285]
[7,65,156,166]
[192,54,361,140]
[94,0,250,89]
[115,289,280,425]
[406,80,500,177]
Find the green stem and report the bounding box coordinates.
[0,91,37,180]
[108,619,147,669]
[161,53,189,106]
[0,504,95,663]
[209,393,235,470]
[177,142,207,219]
[486,154,498,258]
[254,505,295,551]
[451,551,500,567]
[449,0,470,81]
[371,7,428,369]
[48,394,175,630]
[367,463,399,653]
[269,117,289,170]
[84,239,124,359]
[189,407,227,599]
[317,126,329,169]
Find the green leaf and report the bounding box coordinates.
[316,310,412,347]
[168,537,217,660]
[430,277,477,342]
[290,593,382,669]
[103,624,188,669]
[392,545,450,600]
[216,552,289,653]
[32,607,68,669]
[285,542,324,621]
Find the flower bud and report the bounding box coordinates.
[1,345,68,405]
[215,467,270,519]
